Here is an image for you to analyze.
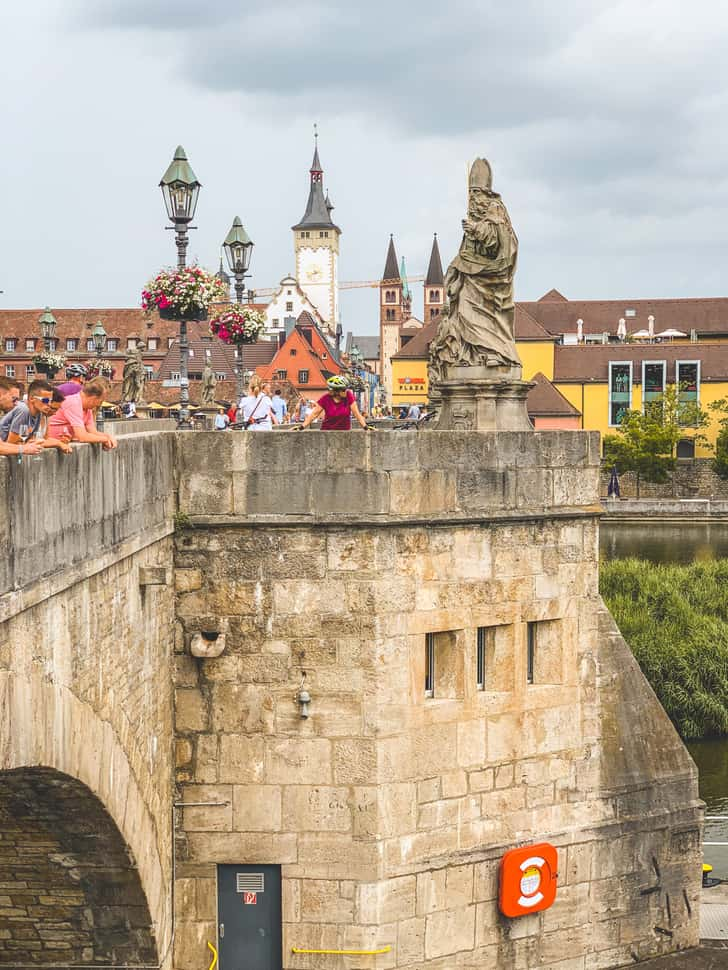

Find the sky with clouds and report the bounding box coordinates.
[2,0,728,335]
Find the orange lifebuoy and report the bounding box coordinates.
[499,843,558,918]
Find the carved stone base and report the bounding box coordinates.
[434,365,534,431]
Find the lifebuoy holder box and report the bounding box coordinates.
[499,843,558,918]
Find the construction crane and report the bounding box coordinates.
[252,275,425,298]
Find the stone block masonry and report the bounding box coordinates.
[171,431,702,969]
[0,430,703,969]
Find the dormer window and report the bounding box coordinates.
[4,339,16,352]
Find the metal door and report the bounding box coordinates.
[217,864,282,970]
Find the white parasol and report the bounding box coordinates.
[631,329,651,339]
[656,329,687,339]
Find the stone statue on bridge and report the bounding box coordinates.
[429,158,520,381]
[428,158,532,431]
[200,363,217,407]
[122,343,146,404]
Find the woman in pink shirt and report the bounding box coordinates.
[299,376,371,431]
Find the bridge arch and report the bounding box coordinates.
[0,766,157,967]
[0,671,170,967]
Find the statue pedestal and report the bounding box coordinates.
[434,364,534,431]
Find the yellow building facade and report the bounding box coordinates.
[391,326,728,456]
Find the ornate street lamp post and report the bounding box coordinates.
[38,307,59,378]
[159,145,201,427]
[222,216,254,404]
[91,321,107,429]
[91,320,107,360]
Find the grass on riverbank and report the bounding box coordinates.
[600,558,728,739]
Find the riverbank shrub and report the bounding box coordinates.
[600,558,728,739]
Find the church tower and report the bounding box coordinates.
[424,233,445,321]
[292,134,341,335]
[380,235,404,404]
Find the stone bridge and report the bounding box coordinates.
[0,429,703,969]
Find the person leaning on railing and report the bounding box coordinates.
[48,377,118,450]
[0,376,42,458]
[0,379,72,455]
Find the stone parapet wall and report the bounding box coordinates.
[177,429,602,524]
[600,458,728,499]
[0,431,176,599]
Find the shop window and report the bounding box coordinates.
[608,361,632,426]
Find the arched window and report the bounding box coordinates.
[429,290,439,302]
[385,290,396,303]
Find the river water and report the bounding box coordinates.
[600,521,728,877]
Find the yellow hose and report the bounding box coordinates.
[207,941,218,970]
[291,946,391,955]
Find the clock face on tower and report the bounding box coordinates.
[299,248,329,284]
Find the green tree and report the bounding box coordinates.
[603,384,709,495]
[708,398,728,479]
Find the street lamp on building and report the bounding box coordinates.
[159,145,201,426]
[222,216,254,403]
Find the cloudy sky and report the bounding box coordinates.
[2,0,728,335]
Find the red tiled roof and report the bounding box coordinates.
[514,306,553,341]
[391,320,439,359]
[155,332,276,380]
[522,294,728,337]
[527,372,580,416]
[553,342,728,382]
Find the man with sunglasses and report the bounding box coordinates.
[0,379,71,454]
[0,376,42,458]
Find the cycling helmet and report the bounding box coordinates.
[65,363,88,380]
[326,375,349,391]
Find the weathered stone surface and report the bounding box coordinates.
[0,430,702,970]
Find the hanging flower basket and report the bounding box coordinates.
[210,305,266,345]
[84,360,115,380]
[142,266,228,321]
[33,350,66,375]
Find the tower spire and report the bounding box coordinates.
[425,233,444,286]
[293,131,339,232]
[382,235,400,282]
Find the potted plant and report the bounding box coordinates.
[209,305,266,345]
[33,350,66,378]
[142,266,229,321]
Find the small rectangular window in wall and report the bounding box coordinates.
[527,623,536,685]
[424,630,462,699]
[476,626,491,690]
[608,361,632,426]
[642,361,666,411]
[526,619,563,686]
[425,633,434,697]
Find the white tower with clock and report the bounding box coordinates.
[292,136,341,335]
